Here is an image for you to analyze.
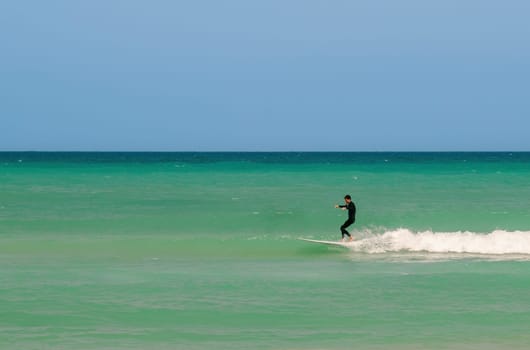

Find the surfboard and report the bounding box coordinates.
[298,238,353,248]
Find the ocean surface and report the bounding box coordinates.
[1,152,530,349]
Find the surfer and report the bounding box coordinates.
[335,195,356,241]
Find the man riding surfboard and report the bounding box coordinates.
[335,195,356,241]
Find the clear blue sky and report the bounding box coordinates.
[1,1,529,151]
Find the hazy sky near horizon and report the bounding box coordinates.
[1,1,529,151]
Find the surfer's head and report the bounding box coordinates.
[344,194,351,203]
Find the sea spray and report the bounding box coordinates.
[347,229,530,254]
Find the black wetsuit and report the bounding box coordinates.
[339,201,356,238]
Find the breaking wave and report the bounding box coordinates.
[348,229,530,255]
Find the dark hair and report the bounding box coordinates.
[344,195,351,200]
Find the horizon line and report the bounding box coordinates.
[1,150,529,153]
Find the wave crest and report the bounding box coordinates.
[351,229,530,255]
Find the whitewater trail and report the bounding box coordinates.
[342,229,530,255]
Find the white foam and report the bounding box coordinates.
[349,229,530,255]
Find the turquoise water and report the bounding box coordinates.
[2,152,530,349]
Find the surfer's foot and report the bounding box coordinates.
[349,236,354,242]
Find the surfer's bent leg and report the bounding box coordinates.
[340,219,354,238]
